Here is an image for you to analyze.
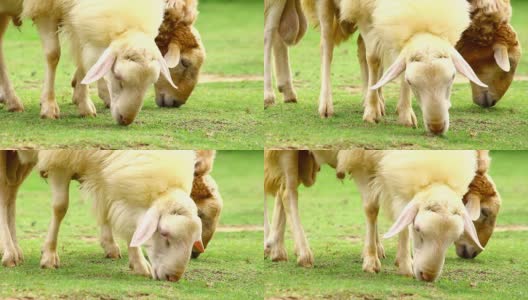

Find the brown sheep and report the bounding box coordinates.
[455,0,522,107]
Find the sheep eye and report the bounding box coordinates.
[481,208,490,218]
[171,209,178,215]
[180,59,191,68]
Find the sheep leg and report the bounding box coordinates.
[317,0,335,118]
[357,35,368,106]
[264,1,286,108]
[100,222,121,259]
[71,68,97,117]
[128,246,152,277]
[273,31,297,103]
[0,176,21,267]
[395,227,413,277]
[358,181,381,273]
[40,170,71,269]
[280,153,313,267]
[97,79,111,108]
[34,18,61,119]
[397,78,417,128]
[363,50,383,123]
[264,192,288,262]
[0,16,23,112]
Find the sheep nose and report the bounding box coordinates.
[117,114,133,126]
[419,271,435,282]
[155,93,184,108]
[191,251,201,259]
[166,273,182,282]
[474,92,498,108]
[457,245,479,259]
[427,122,446,135]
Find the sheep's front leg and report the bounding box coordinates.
[0,16,23,112]
[397,78,417,128]
[128,246,152,277]
[363,52,383,123]
[100,222,121,259]
[264,192,288,262]
[0,179,22,267]
[97,79,111,108]
[264,2,286,108]
[359,182,381,273]
[395,227,413,276]
[71,68,97,117]
[317,0,335,118]
[34,18,61,119]
[273,31,297,104]
[357,36,385,117]
[40,171,71,269]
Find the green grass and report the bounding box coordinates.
[0,0,263,149]
[0,151,264,299]
[264,0,528,149]
[264,151,528,299]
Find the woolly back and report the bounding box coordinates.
[65,0,165,46]
[375,151,477,205]
[372,0,471,50]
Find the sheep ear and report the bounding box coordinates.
[493,44,511,72]
[81,48,116,85]
[157,53,178,89]
[164,43,181,69]
[462,210,484,251]
[370,55,406,90]
[130,207,160,247]
[383,201,419,239]
[450,47,488,88]
[465,194,481,221]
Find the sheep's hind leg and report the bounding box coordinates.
[363,52,383,123]
[317,0,335,118]
[100,222,121,259]
[40,171,71,269]
[359,182,381,273]
[397,78,417,127]
[264,2,286,108]
[0,171,20,266]
[0,16,23,112]
[264,192,288,262]
[273,31,297,104]
[34,18,61,119]
[128,246,152,277]
[71,68,97,117]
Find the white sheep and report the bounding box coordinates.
[23,150,203,282]
[0,1,25,112]
[22,0,176,125]
[336,150,483,282]
[264,0,307,108]
[338,0,487,135]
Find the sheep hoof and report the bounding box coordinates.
[362,256,381,273]
[297,251,314,268]
[5,96,25,112]
[264,96,276,108]
[284,98,297,104]
[268,245,288,262]
[40,251,60,269]
[2,250,23,267]
[398,110,418,128]
[377,244,386,259]
[77,100,97,118]
[40,102,60,119]
[362,106,382,123]
[130,260,152,277]
[103,246,121,259]
[318,103,334,118]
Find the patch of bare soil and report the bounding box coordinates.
[199,74,262,83]
[217,225,263,232]
[495,225,528,232]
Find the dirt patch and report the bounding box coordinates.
[343,235,362,243]
[217,225,262,233]
[199,74,262,83]
[495,225,528,232]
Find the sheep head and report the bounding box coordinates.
[455,173,501,259]
[130,189,203,282]
[154,22,205,108]
[82,33,177,125]
[371,34,487,135]
[384,184,483,282]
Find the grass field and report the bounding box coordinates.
[264,151,528,299]
[0,0,263,149]
[264,0,528,149]
[0,151,264,299]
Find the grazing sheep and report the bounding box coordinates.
[0,150,35,267]
[337,150,483,282]
[264,150,320,267]
[22,0,176,125]
[264,0,307,108]
[31,150,202,282]
[337,0,487,135]
[456,150,501,259]
[456,0,522,107]
[0,1,24,112]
